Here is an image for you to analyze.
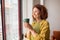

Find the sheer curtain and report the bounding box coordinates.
[0,4,3,40]
[5,0,19,40]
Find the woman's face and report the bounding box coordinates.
[32,7,40,19]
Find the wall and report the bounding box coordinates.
[45,0,60,39]
[33,0,40,5]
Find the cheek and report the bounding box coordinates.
[35,13,40,16]
[35,13,38,15]
[36,13,40,17]
[32,12,40,18]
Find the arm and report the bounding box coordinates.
[24,21,50,40]
[30,21,50,40]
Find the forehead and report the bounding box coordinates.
[33,7,40,11]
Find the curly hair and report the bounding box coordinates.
[32,4,48,20]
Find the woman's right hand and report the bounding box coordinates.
[24,22,33,31]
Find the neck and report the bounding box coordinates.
[36,18,42,23]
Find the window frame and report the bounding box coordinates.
[1,0,22,40]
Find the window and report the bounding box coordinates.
[1,0,22,40]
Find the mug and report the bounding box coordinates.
[23,18,29,23]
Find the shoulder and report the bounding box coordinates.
[40,20,50,30]
[40,20,49,26]
[43,20,49,24]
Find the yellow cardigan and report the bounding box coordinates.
[27,20,50,40]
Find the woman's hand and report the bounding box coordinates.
[24,22,32,30]
[24,31,31,38]
[24,22,37,37]
[24,22,29,28]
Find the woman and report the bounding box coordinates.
[24,4,50,40]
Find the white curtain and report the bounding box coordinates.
[5,0,19,40]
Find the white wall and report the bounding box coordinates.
[45,0,60,39]
[33,0,40,5]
